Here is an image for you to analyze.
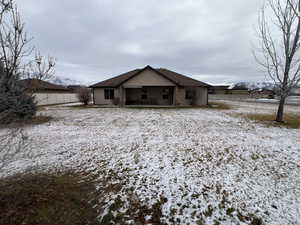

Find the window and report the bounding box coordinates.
[185,89,193,100]
[104,89,114,99]
[141,88,147,100]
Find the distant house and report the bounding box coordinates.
[208,85,230,94]
[67,85,86,92]
[20,79,79,105]
[227,85,249,95]
[20,79,71,93]
[90,65,210,106]
[249,88,275,99]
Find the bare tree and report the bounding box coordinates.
[76,87,91,105]
[0,0,55,80]
[254,0,300,122]
[0,0,55,170]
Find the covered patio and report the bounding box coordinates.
[125,86,174,105]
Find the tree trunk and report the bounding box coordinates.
[276,96,286,122]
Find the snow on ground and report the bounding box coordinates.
[1,101,300,224]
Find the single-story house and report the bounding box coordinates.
[19,79,79,105]
[208,85,230,94]
[90,65,210,106]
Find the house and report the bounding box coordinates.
[20,79,71,93]
[249,88,275,99]
[90,65,210,106]
[208,85,230,94]
[19,79,79,105]
[227,86,249,95]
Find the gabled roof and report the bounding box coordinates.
[19,79,71,91]
[90,66,210,88]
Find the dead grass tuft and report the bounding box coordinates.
[0,171,100,225]
[23,115,53,126]
[100,193,167,225]
[240,113,300,129]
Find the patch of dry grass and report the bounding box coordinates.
[240,113,300,129]
[37,102,79,108]
[0,172,100,225]
[0,115,53,129]
[67,104,100,110]
[206,101,232,110]
[128,102,232,110]
[0,170,169,225]
[23,115,53,126]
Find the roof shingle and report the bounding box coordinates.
[90,66,210,88]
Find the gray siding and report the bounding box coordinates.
[175,87,208,106]
[94,88,120,105]
[123,68,175,87]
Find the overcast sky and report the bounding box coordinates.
[16,0,265,85]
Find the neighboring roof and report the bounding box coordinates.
[19,79,71,91]
[90,65,210,88]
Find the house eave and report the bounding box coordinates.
[90,86,117,89]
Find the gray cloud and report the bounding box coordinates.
[16,0,265,84]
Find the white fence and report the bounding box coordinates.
[209,94,300,105]
[34,93,79,106]
[286,96,300,105]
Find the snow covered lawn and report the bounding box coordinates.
[1,101,300,225]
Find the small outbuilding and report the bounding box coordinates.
[90,65,210,106]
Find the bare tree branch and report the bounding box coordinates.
[254,0,300,122]
[23,52,56,82]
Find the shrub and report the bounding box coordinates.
[76,87,91,105]
[0,76,37,124]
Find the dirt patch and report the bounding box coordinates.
[0,170,168,225]
[0,171,100,225]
